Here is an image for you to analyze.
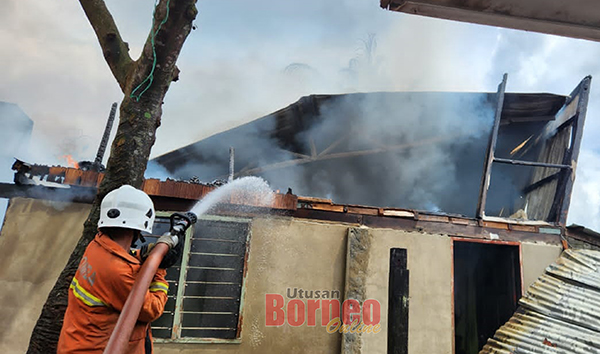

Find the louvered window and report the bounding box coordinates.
[143,215,250,342]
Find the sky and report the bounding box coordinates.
[0,0,598,230]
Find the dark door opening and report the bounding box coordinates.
[453,241,521,354]
[388,248,409,354]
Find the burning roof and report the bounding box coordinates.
[153,77,589,225]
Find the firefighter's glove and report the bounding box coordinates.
[159,241,182,269]
[157,233,179,249]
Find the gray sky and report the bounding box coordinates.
[0,0,598,229]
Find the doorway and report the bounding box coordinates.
[453,240,521,353]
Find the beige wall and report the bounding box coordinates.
[361,233,562,354]
[364,229,454,354]
[0,198,90,353]
[156,217,349,354]
[521,242,562,289]
[0,197,563,354]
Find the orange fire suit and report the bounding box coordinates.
[57,232,169,354]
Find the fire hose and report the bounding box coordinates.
[103,212,197,354]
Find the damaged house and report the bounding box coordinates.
[0,75,598,354]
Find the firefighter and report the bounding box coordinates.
[57,185,180,354]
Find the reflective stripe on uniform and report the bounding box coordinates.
[70,277,107,307]
[149,281,168,294]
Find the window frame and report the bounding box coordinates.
[152,212,252,344]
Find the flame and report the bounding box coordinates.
[63,155,79,169]
[510,135,533,156]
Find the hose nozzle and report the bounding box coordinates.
[169,212,198,237]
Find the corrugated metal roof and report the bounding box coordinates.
[481,249,600,353]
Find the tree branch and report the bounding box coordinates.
[132,0,197,95]
[79,0,134,92]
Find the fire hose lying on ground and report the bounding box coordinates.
[103,212,197,354]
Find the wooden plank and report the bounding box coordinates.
[477,74,508,218]
[557,76,592,225]
[310,203,345,212]
[382,209,415,218]
[298,196,333,204]
[142,178,161,195]
[450,217,478,226]
[481,220,510,230]
[550,94,579,133]
[509,224,537,233]
[388,248,409,354]
[417,214,450,223]
[63,168,83,185]
[522,172,561,194]
[272,193,298,210]
[346,206,379,215]
[493,157,570,169]
[499,115,555,125]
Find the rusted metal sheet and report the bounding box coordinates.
[480,249,600,353]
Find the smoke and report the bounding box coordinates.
[2,0,600,225]
[159,92,495,216]
[145,160,172,180]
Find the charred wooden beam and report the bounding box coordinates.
[522,172,561,194]
[555,76,592,225]
[494,157,571,169]
[499,115,555,126]
[477,74,508,218]
[94,102,118,167]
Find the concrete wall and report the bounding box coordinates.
[155,217,349,354]
[521,241,562,289]
[364,229,454,354]
[0,197,563,354]
[362,232,562,354]
[0,197,90,353]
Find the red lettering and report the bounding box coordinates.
[265,294,285,326]
[287,299,305,326]
[307,299,320,326]
[342,299,361,324]
[362,299,381,325]
[321,299,340,326]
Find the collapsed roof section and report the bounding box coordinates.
[153,76,591,225]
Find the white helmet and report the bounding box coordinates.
[98,185,155,233]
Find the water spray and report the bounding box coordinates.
[106,177,272,354]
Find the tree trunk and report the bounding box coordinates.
[27,1,197,352]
